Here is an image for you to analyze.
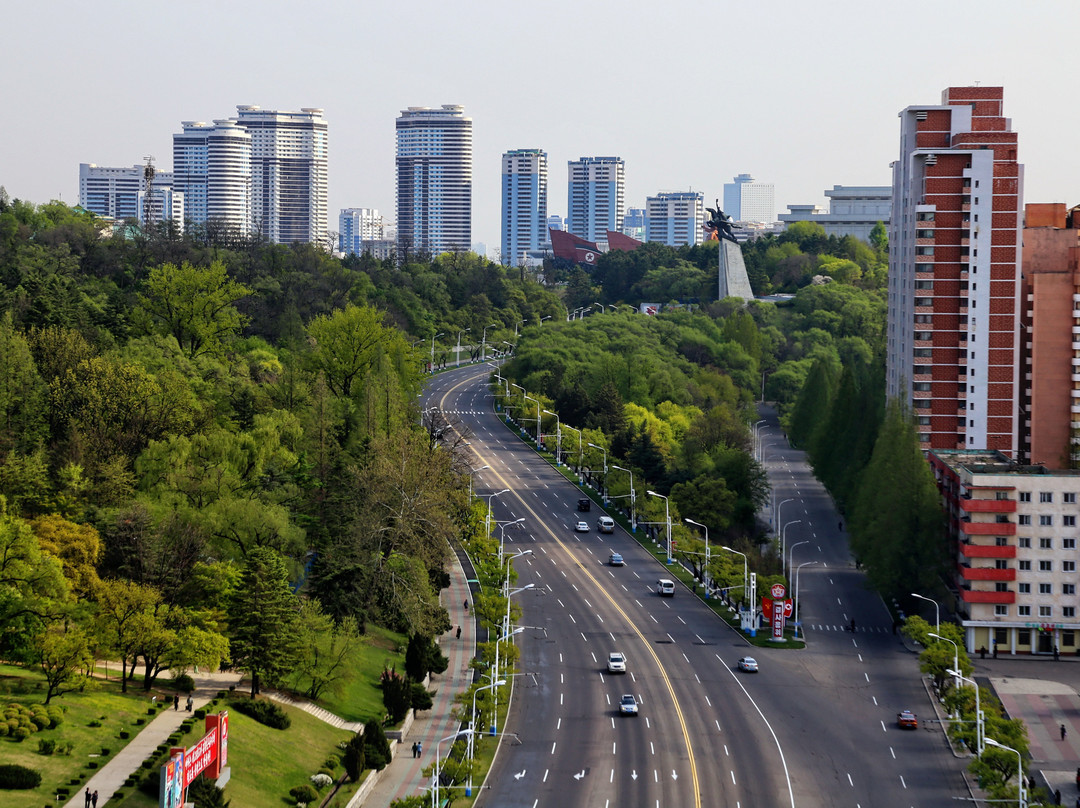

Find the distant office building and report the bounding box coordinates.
[395,105,472,256]
[1020,203,1080,468]
[546,214,565,237]
[339,208,394,258]
[78,163,183,229]
[567,156,625,243]
[723,173,775,223]
[173,119,252,235]
[645,191,703,247]
[621,208,646,241]
[779,186,891,241]
[501,148,548,266]
[235,106,328,244]
[885,86,1023,456]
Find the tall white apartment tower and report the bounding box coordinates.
[173,119,252,235]
[235,106,328,244]
[501,149,548,265]
[78,163,183,229]
[395,105,473,256]
[723,173,775,223]
[646,191,704,247]
[567,157,625,243]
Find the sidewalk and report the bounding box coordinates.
[360,548,475,805]
[64,671,241,807]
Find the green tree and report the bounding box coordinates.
[343,731,366,781]
[0,311,47,455]
[787,354,839,451]
[291,599,360,700]
[137,261,251,358]
[404,632,448,682]
[0,509,70,662]
[306,303,400,399]
[363,718,392,770]
[228,547,300,696]
[380,666,412,724]
[94,578,160,692]
[36,622,93,703]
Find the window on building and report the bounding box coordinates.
[995,559,1009,569]
[1040,538,1053,549]
[1019,560,1032,571]
[1065,493,1077,504]
[1019,515,1032,526]
[1040,606,1053,618]
[1065,584,1076,596]
[1065,516,1076,527]
[1040,560,1053,571]
[1041,492,1054,503]
[1019,537,1032,548]
[1019,583,1031,594]
[1040,583,1052,594]
[1019,629,1032,646]
[996,583,1009,592]
[994,605,1008,616]
[1041,515,1053,527]
[1066,561,1077,572]
[1020,492,1032,503]
[995,492,1010,501]
[1066,611,1077,622]
[1065,538,1076,549]
[995,537,1009,546]
[1018,606,1031,617]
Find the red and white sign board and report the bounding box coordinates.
[762,596,793,640]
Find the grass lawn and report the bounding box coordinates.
[112,701,354,807]
[0,663,167,807]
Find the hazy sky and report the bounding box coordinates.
[4,1,1079,252]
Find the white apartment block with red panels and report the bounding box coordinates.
[886,87,1024,456]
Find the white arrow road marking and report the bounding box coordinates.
[574,770,586,780]
[515,770,526,780]
[672,770,678,781]
[631,770,638,780]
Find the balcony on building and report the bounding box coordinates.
[960,522,1016,537]
[959,497,1016,514]
[959,588,1015,604]
[957,564,1016,582]
[959,541,1016,559]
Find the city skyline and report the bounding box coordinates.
[3,2,1079,250]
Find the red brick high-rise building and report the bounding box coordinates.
[886,87,1024,455]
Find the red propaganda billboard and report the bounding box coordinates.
[763,583,792,641]
[159,712,230,808]
[160,751,184,808]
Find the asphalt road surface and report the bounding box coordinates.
[422,365,966,807]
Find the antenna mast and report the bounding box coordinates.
[142,155,156,230]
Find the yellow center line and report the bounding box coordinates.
[438,369,701,807]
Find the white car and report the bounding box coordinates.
[737,656,759,673]
[657,579,675,597]
[574,521,590,533]
[618,694,638,715]
[607,652,626,674]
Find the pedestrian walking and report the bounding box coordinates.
[464,599,469,613]
[455,626,461,640]
[411,741,418,758]
[1055,644,1061,661]
[979,646,987,660]
[1062,723,1068,741]
[850,618,856,632]
[417,741,422,757]
[993,643,998,659]
[91,791,98,808]
[174,694,179,710]
[186,694,193,712]
[84,787,91,808]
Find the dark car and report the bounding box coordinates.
[577,498,591,512]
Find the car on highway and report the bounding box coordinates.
[577,498,591,512]
[656,578,675,597]
[597,516,615,533]
[608,552,624,566]
[897,710,918,729]
[574,521,590,532]
[618,694,638,715]
[737,656,759,673]
[607,652,626,674]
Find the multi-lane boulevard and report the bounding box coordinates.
[423,363,967,807]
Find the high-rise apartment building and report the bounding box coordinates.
[173,119,252,235]
[621,208,646,242]
[885,86,1024,455]
[645,191,704,247]
[338,208,395,259]
[567,157,625,243]
[235,106,328,244]
[395,105,472,256]
[1020,203,1080,468]
[501,149,548,266]
[78,163,183,229]
[723,173,775,223]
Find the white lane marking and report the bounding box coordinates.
[543,769,548,782]
[581,632,588,642]
[668,634,677,644]
[695,674,701,683]
[696,634,706,644]
[557,718,562,729]
[705,695,711,706]
[650,615,658,623]
[723,744,729,755]
[557,599,565,608]
[889,746,895,759]
[677,616,686,624]
[872,696,878,706]
[730,770,737,785]
[717,720,722,732]
[551,742,557,754]
[568,614,576,624]
[864,672,870,682]
[612,742,616,755]
[900,775,906,789]
[847,773,854,787]
[596,614,604,623]
[881,720,887,732]
[583,598,592,607]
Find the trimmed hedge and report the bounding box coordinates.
[228,698,290,730]
[0,763,43,789]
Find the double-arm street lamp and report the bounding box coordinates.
[497,518,525,565]
[484,488,510,538]
[468,464,489,500]
[647,489,673,564]
[587,443,608,503]
[983,738,1025,808]
[466,680,505,795]
[794,560,817,638]
[931,632,961,699]
[430,332,444,370]
[611,464,636,531]
[911,592,941,634]
[542,409,561,464]
[432,729,473,807]
[947,667,983,756]
[781,519,802,577]
[455,328,470,366]
[788,540,809,579]
[684,517,710,596]
[774,496,794,532]
[481,323,498,361]
[492,578,533,734]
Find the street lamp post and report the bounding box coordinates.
[774,497,794,532]
[468,464,489,500]
[456,328,470,366]
[931,632,961,701]
[647,489,673,564]
[611,464,636,531]
[947,667,983,756]
[514,319,525,338]
[497,518,525,565]
[492,579,533,734]
[538,315,551,326]
[794,560,817,639]
[781,519,803,578]
[481,323,498,362]
[466,680,505,796]
[484,488,510,539]
[721,545,748,609]
[430,332,444,371]
[432,729,473,808]
[788,540,809,579]
[684,518,710,596]
[563,424,583,477]
[521,393,540,446]
[587,443,608,503]
[752,418,766,462]
[911,593,941,634]
[542,410,562,465]
[983,738,1025,808]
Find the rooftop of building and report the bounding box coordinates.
[932,449,1080,477]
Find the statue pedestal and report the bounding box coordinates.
[718,239,754,302]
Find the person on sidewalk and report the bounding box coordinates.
[456,626,461,640]
[417,741,422,757]
[186,694,193,712]
[84,787,91,808]
[1062,723,1068,741]
[91,791,98,808]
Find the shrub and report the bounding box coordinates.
[86,761,98,770]
[58,741,74,755]
[310,772,333,789]
[0,763,43,789]
[324,754,340,770]
[317,768,335,779]
[228,698,290,730]
[147,707,157,715]
[118,730,130,739]
[56,786,71,796]
[363,720,391,771]
[343,733,365,781]
[171,673,195,693]
[88,720,102,728]
[101,747,111,756]
[290,783,319,803]
[13,726,31,741]
[134,718,144,726]
[47,706,64,728]
[139,771,160,797]
[36,739,56,755]
[194,708,206,719]
[124,777,136,787]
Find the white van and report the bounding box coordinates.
[657,579,675,597]
[597,516,615,533]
